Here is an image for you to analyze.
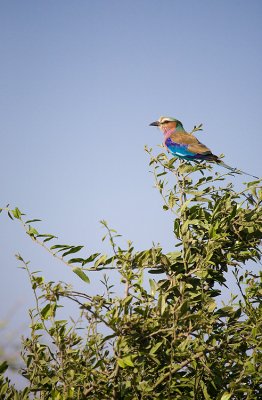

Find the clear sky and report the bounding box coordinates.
[0,0,262,385]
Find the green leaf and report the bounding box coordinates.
[54,320,67,326]
[149,279,157,296]
[207,301,216,312]
[193,196,210,202]
[41,376,51,385]
[62,246,83,257]
[117,356,134,368]
[179,300,189,316]
[220,393,232,400]
[0,361,8,373]
[12,207,22,219]
[168,192,177,208]
[157,171,167,177]
[123,355,134,367]
[15,253,24,262]
[150,342,162,355]
[216,306,234,316]
[94,254,107,268]
[41,304,52,319]
[178,337,190,351]
[148,268,165,274]
[0,382,8,395]
[200,381,211,400]
[50,244,72,250]
[72,267,90,283]
[103,255,115,265]
[159,294,167,315]
[27,226,39,236]
[7,211,13,220]
[178,164,198,174]
[117,358,126,368]
[180,199,193,214]
[37,234,57,243]
[122,295,132,306]
[82,253,100,265]
[67,257,84,264]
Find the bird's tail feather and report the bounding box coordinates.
[217,160,259,180]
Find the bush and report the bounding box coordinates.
[0,149,261,399]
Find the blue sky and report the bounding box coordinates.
[0,0,262,385]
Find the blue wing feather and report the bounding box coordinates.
[166,138,198,159]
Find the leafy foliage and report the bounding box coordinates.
[0,149,261,399]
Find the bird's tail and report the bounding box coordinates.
[217,160,259,180]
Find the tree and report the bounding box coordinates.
[0,146,261,399]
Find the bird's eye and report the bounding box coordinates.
[162,120,171,124]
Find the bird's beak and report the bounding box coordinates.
[149,121,160,126]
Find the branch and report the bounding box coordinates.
[153,345,217,389]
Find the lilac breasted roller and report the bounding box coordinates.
[149,116,258,179]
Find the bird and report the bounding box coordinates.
[149,116,258,179]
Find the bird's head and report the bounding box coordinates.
[149,116,184,133]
